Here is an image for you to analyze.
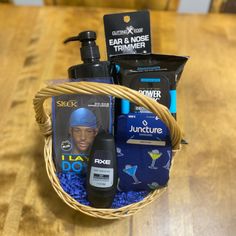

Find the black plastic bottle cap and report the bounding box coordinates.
[64,31,100,63]
[79,31,96,41]
[79,31,100,63]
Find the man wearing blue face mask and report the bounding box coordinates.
[69,108,98,155]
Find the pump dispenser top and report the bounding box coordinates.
[64,31,100,63]
[64,31,112,79]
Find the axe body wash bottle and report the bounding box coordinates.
[86,132,117,208]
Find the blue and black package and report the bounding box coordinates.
[111,53,188,119]
[116,113,173,191]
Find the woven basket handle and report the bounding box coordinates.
[33,81,182,150]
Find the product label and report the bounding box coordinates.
[129,75,171,113]
[104,11,151,58]
[125,113,170,143]
[89,167,114,188]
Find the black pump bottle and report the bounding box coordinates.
[64,31,112,79]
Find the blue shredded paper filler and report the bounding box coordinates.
[57,172,149,208]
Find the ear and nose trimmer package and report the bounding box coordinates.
[103,11,151,58]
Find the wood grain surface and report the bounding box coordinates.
[45,0,179,11]
[0,4,236,236]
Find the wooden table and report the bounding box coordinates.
[0,4,235,236]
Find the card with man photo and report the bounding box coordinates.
[52,94,113,175]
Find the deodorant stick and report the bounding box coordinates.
[86,132,117,208]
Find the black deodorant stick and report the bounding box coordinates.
[86,132,117,208]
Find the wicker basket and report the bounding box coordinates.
[33,81,182,219]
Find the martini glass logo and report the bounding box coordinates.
[148,149,162,169]
[123,165,141,184]
[163,150,172,170]
[116,147,124,157]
